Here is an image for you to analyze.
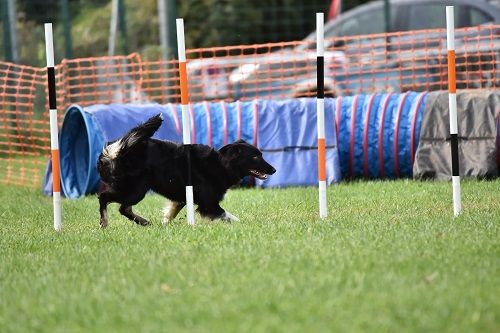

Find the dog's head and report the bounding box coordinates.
[219,140,276,180]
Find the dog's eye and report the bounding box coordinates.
[252,156,259,160]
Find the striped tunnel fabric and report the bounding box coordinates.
[335,92,427,180]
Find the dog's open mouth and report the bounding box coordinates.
[250,169,268,180]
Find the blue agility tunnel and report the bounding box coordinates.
[43,92,428,198]
[44,99,342,198]
[335,91,427,179]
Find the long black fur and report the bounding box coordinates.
[97,113,276,227]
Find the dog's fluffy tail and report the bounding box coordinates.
[101,113,163,160]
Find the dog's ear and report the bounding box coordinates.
[219,142,241,156]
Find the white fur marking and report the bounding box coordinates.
[221,211,239,222]
[162,200,182,225]
[124,133,141,149]
[102,140,123,159]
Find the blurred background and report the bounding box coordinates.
[1,0,364,66]
[0,0,499,187]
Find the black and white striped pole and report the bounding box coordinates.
[317,13,327,219]
[176,18,195,225]
[446,6,461,216]
[44,23,62,231]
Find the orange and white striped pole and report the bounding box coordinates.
[446,6,461,216]
[316,13,327,219]
[44,23,62,231]
[176,18,195,225]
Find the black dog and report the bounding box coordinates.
[96,114,276,228]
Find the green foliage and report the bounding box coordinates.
[8,0,365,66]
[1,180,499,332]
[179,0,262,48]
[70,0,159,59]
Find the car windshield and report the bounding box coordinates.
[299,3,393,51]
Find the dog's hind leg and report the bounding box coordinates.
[220,210,240,222]
[162,200,185,225]
[119,205,150,226]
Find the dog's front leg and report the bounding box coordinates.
[162,200,185,225]
[98,192,111,228]
[119,205,150,226]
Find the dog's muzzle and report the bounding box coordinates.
[250,163,276,180]
[250,169,269,180]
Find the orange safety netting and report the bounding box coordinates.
[1,25,498,187]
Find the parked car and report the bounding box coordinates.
[186,50,346,101]
[228,49,347,99]
[187,57,245,101]
[230,0,500,99]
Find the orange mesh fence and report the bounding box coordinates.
[0,61,48,187]
[1,25,498,187]
[58,54,145,106]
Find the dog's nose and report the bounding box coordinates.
[269,166,276,174]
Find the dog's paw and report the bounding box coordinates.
[221,211,239,223]
[136,218,151,226]
[161,217,171,226]
[100,218,108,229]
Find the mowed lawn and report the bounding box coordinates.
[0,180,499,333]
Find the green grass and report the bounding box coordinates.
[1,180,499,333]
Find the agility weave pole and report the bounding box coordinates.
[316,13,327,219]
[446,6,461,216]
[176,18,196,225]
[44,23,62,231]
